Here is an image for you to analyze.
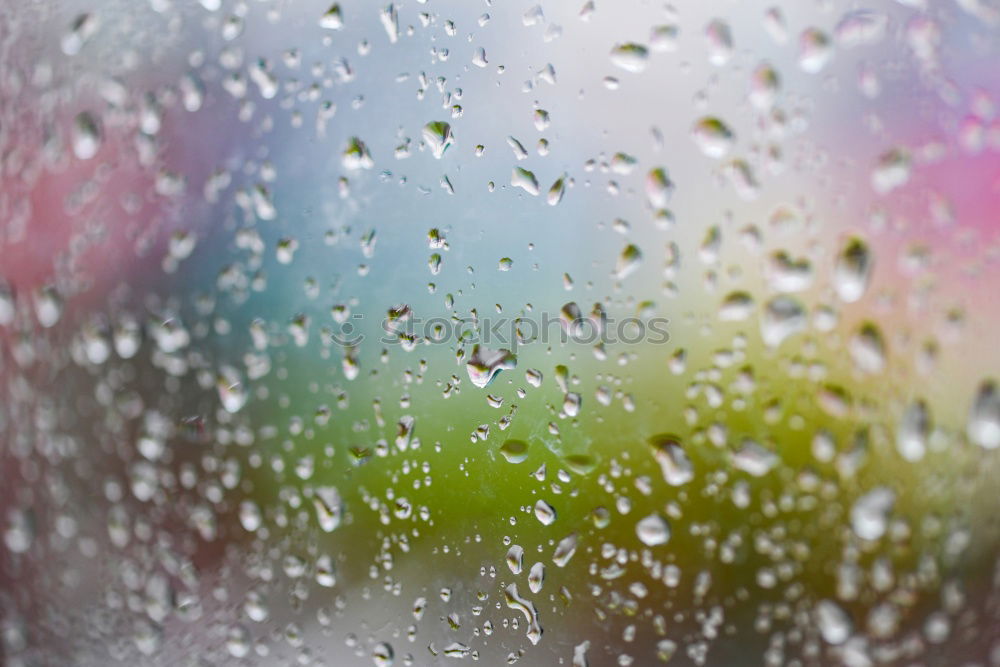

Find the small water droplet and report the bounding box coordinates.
[871,148,912,193]
[72,112,102,160]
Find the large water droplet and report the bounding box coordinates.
[850,487,894,540]
[815,600,852,645]
[635,513,671,546]
[649,434,694,486]
[466,344,517,388]
[423,121,453,159]
[614,244,643,280]
[692,117,734,158]
[342,136,374,170]
[511,167,540,195]
[760,296,806,348]
[534,500,557,525]
[645,168,674,208]
[500,439,529,463]
[849,322,886,374]
[609,43,649,73]
[799,28,832,73]
[504,584,543,645]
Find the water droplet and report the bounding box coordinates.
[61,13,100,56]
[314,486,343,532]
[849,322,886,374]
[968,380,1000,449]
[547,175,567,206]
[835,10,887,48]
[834,237,873,302]
[380,3,399,43]
[500,439,529,463]
[472,46,488,68]
[34,286,62,328]
[763,7,788,43]
[635,513,671,546]
[799,28,832,72]
[815,600,852,645]
[373,642,394,667]
[343,136,374,170]
[609,43,649,73]
[423,121,453,159]
[719,291,755,321]
[217,366,248,413]
[239,500,262,532]
[506,545,524,574]
[319,3,343,29]
[749,63,780,110]
[511,167,540,195]
[4,509,34,554]
[528,562,545,593]
[731,440,779,477]
[504,584,543,645]
[692,117,734,158]
[725,159,760,200]
[871,148,912,193]
[649,434,694,486]
[705,19,733,66]
[466,344,517,388]
[395,415,415,451]
[614,244,643,280]
[851,487,894,540]
[442,642,471,658]
[72,112,102,160]
[564,454,596,476]
[552,533,578,567]
[226,625,251,658]
[645,167,674,208]
[650,24,679,52]
[766,251,813,292]
[897,400,930,462]
[760,296,806,348]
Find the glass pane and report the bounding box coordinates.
[2,1,999,665]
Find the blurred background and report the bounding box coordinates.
[2,0,1000,664]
